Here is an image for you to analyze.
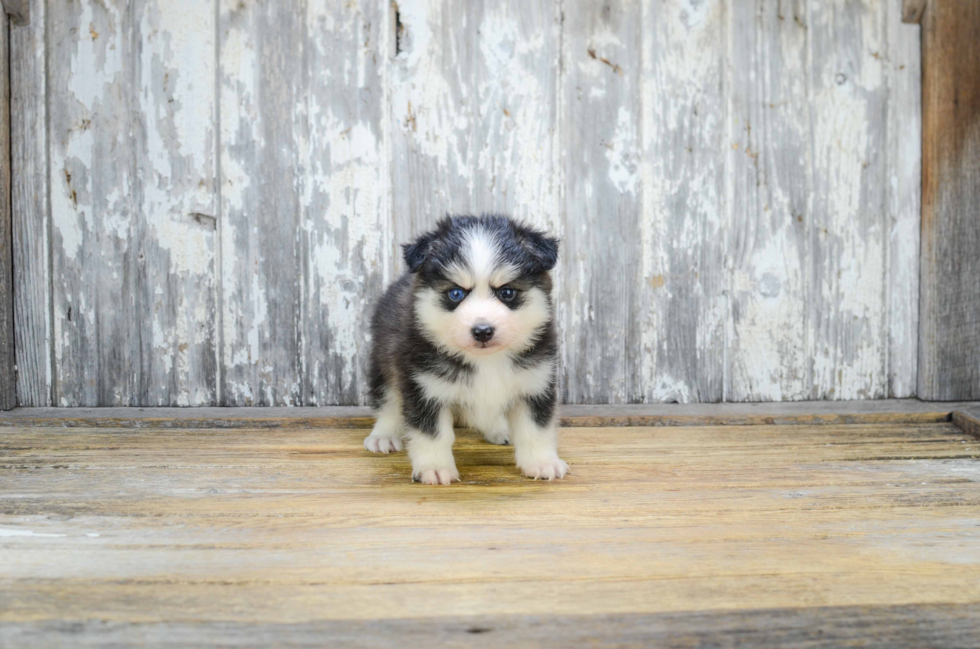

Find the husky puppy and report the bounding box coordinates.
[363,215,569,485]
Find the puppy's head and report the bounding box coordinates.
[405,215,558,358]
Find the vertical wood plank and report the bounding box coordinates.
[48,0,141,405]
[10,0,51,406]
[0,10,15,410]
[218,0,304,405]
[918,0,980,400]
[808,0,889,400]
[300,0,392,405]
[901,0,927,24]
[389,0,561,261]
[885,0,920,398]
[561,0,641,404]
[138,0,217,406]
[636,0,727,404]
[0,0,28,26]
[219,0,392,406]
[48,0,217,406]
[726,0,810,401]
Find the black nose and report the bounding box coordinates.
[471,324,495,343]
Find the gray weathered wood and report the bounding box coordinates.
[560,0,643,403]
[218,0,390,406]
[47,0,217,407]
[3,604,980,649]
[0,0,27,25]
[808,0,890,400]
[5,399,977,430]
[0,11,15,410]
[10,0,49,407]
[917,0,980,401]
[389,0,561,262]
[137,1,219,406]
[13,0,925,406]
[727,0,809,401]
[952,409,980,439]
[48,0,138,406]
[886,0,922,397]
[218,0,304,405]
[299,0,393,405]
[637,0,727,404]
[902,0,927,23]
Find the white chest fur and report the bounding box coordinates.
[415,355,553,421]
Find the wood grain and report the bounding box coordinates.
[389,0,561,262]
[808,0,890,400]
[640,0,727,405]
[136,0,219,406]
[1,419,979,644]
[3,400,978,429]
[0,11,15,411]
[218,0,391,406]
[218,0,304,406]
[886,0,922,398]
[727,0,809,401]
[0,0,28,25]
[560,0,642,403]
[11,0,925,405]
[902,0,928,24]
[4,604,979,648]
[917,0,980,401]
[953,410,980,440]
[47,0,141,406]
[298,0,392,406]
[46,0,218,406]
[10,0,50,407]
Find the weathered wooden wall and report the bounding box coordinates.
[916,0,980,401]
[0,9,15,410]
[10,0,922,406]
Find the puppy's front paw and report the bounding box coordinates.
[519,457,569,481]
[364,434,403,454]
[482,429,511,445]
[413,466,460,485]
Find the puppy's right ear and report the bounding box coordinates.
[402,231,435,273]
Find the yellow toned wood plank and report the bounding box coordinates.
[2,420,980,631]
[5,571,980,624]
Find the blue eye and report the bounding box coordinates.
[498,286,517,302]
[447,288,467,303]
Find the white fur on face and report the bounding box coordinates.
[415,228,550,359]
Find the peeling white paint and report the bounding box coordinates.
[33,0,921,406]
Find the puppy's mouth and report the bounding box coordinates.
[471,341,503,353]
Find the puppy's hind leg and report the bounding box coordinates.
[364,390,404,454]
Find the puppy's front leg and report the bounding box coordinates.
[509,400,569,480]
[406,407,459,485]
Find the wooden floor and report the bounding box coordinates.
[2,409,980,647]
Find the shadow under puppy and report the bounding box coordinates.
[364,215,569,485]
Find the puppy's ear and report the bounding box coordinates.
[402,231,435,273]
[516,225,559,272]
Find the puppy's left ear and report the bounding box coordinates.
[518,228,559,272]
[402,231,436,273]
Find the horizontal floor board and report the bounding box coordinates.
[3,400,980,430]
[4,604,980,649]
[2,418,979,644]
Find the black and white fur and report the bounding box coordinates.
[364,215,568,485]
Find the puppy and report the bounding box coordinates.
[363,215,569,485]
